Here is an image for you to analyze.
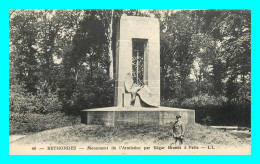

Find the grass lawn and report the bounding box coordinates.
[11,123,250,148]
[9,112,81,135]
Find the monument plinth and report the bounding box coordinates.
[81,16,195,126]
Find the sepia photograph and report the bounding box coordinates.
[9,9,251,155]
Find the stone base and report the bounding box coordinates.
[81,106,195,126]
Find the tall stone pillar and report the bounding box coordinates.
[114,16,160,107]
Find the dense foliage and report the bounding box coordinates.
[10,10,251,127]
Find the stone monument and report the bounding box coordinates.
[81,16,195,126]
[114,16,160,107]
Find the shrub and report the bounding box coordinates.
[36,92,62,113]
[10,84,62,114]
[59,73,114,115]
[10,85,40,113]
[9,111,80,134]
[161,98,180,108]
[162,94,250,127]
[181,94,227,107]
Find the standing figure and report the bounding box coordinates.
[172,115,185,145]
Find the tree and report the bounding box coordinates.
[58,10,114,113]
[10,10,39,94]
[156,10,197,102]
[35,10,83,93]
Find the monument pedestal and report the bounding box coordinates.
[81,106,195,126]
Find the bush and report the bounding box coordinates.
[161,98,181,108]
[59,72,114,115]
[10,85,39,113]
[9,85,78,134]
[37,91,62,113]
[162,94,250,127]
[9,111,80,134]
[10,84,62,114]
[181,94,227,107]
